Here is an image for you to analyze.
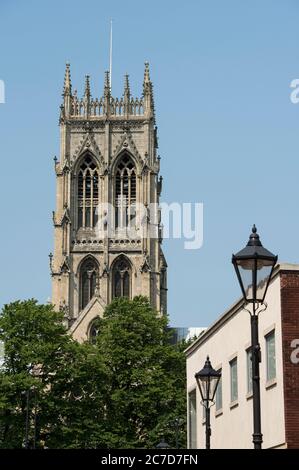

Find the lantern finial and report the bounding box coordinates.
[248,225,262,247]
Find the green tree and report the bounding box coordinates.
[95,296,187,448]
[0,300,108,448]
[0,297,188,449]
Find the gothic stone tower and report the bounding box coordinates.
[51,63,167,341]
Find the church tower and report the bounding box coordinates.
[50,63,167,341]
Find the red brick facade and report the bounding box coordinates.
[280,271,299,448]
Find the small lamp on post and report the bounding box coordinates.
[195,356,221,449]
[156,437,170,449]
[232,225,277,449]
[171,417,183,449]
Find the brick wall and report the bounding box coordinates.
[280,271,299,448]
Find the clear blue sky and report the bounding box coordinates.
[1,0,299,327]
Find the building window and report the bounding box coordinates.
[77,154,99,229]
[266,330,276,382]
[89,320,100,344]
[112,256,131,299]
[215,369,222,411]
[246,348,253,394]
[230,357,238,403]
[114,153,136,229]
[80,257,98,310]
[188,389,197,449]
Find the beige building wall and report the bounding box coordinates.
[186,267,288,449]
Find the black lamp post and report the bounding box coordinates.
[171,417,183,449]
[22,386,37,449]
[195,356,221,449]
[23,388,30,449]
[232,225,277,449]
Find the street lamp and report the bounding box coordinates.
[22,363,41,449]
[156,437,171,449]
[171,417,183,449]
[195,356,221,449]
[21,388,30,449]
[22,386,37,449]
[232,225,277,449]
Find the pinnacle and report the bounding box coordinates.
[84,74,91,96]
[63,62,72,96]
[124,74,130,96]
[104,70,110,89]
[144,61,150,83]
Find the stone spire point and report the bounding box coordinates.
[124,74,130,95]
[84,74,91,97]
[144,61,150,83]
[63,62,72,96]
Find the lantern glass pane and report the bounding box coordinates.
[236,258,273,302]
[256,264,273,302]
[210,375,220,401]
[200,375,220,401]
[200,377,209,401]
[237,263,253,301]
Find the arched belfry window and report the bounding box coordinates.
[78,155,99,229]
[80,257,99,310]
[112,256,131,299]
[115,154,136,228]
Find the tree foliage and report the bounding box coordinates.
[0,297,187,448]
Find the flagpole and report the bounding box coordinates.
[109,19,113,90]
